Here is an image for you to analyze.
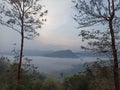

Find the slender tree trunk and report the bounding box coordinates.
[109,0,120,89]
[17,13,24,83]
[17,30,24,83]
[109,20,120,90]
[17,29,24,83]
[17,1,25,83]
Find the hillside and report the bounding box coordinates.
[43,50,79,58]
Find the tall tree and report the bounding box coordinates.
[73,0,120,90]
[0,0,47,83]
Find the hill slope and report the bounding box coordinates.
[43,50,78,58]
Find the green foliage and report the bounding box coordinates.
[0,57,116,90]
[84,61,114,90]
[0,56,10,74]
[63,74,90,90]
[0,64,18,90]
[0,56,44,90]
[0,63,44,90]
[89,78,114,90]
[42,77,64,90]
[63,61,116,90]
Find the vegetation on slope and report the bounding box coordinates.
[0,56,117,90]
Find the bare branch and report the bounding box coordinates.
[0,21,21,34]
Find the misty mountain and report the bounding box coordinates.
[43,50,79,58]
[0,49,104,58]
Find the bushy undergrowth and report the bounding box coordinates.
[0,56,116,90]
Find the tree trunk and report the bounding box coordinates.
[17,13,24,83]
[109,20,120,90]
[17,30,24,83]
[109,0,120,89]
[17,1,25,83]
[17,31,24,83]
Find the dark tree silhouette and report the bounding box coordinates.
[0,0,47,83]
[73,0,120,90]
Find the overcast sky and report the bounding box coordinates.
[0,0,82,52]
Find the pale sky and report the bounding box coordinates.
[0,0,82,52]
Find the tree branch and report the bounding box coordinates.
[0,21,21,34]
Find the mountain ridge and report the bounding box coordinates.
[43,50,79,58]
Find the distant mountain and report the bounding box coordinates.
[0,49,105,58]
[75,51,106,57]
[43,50,79,58]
